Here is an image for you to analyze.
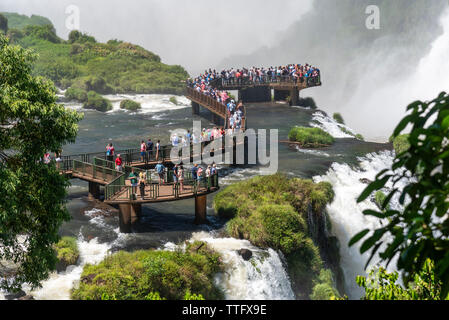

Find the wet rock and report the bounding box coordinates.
[18,295,34,300]
[5,289,26,300]
[237,249,253,261]
[359,178,372,184]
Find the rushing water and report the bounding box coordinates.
[1,93,393,300]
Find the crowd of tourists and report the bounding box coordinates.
[106,140,219,200]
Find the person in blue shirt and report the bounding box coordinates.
[147,138,154,161]
[191,164,198,183]
[155,161,166,185]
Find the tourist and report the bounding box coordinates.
[178,165,184,192]
[128,168,138,198]
[139,171,146,200]
[55,151,63,170]
[155,140,161,161]
[106,143,114,162]
[115,154,123,172]
[206,165,211,190]
[197,165,203,187]
[155,161,165,185]
[43,152,51,165]
[173,164,179,184]
[147,138,154,161]
[191,164,198,184]
[140,140,147,162]
[171,134,179,147]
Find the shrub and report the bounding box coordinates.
[83,91,112,112]
[71,241,224,300]
[288,126,335,147]
[23,24,60,43]
[355,134,365,141]
[65,87,88,102]
[298,97,317,109]
[310,269,340,300]
[120,99,141,111]
[169,96,178,105]
[333,113,345,125]
[0,13,8,34]
[53,237,80,271]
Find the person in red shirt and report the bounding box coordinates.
[115,154,123,172]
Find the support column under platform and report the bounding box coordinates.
[194,194,207,225]
[239,86,271,103]
[192,101,200,115]
[88,181,100,200]
[119,203,142,233]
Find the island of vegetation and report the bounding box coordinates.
[0,12,189,112]
[213,174,342,300]
[71,241,223,300]
[288,126,335,148]
[54,237,80,272]
[120,99,141,111]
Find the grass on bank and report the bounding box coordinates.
[71,241,223,300]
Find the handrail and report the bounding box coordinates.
[71,158,219,202]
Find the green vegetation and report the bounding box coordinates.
[297,97,317,109]
[71,241,224,300]
[355,134,364,141]
[213,174,339,299]
[310,269,340,300]
[357,259,442,300]
[333,113,345,125]
[169,96,178,105]
[83,91,112,112]
[54,237,80,270]
[0,14,8,34]
[0,34,82,291]
[392,134,410,155]
[120,99,141,111]
[351,92,449,299]
[65,87,88,102]
[288,126,335,147]
[1,12,52,30]
[374,191,390,211]
[3,14,189,95]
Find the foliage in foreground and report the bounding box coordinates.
[71,241,223,300]
[350,92,449,299]
[214,174,338,299]
[288,126,335,147]
[392,134,411,155]
[0,34,82,291]
[357,259,443,300]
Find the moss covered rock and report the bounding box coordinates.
[169,96,178,105]
[288,126,335,147]
[54,237,80,272]
[120,99,141,111]
[83,91,112,112]
[71,241,223,300]
[332,113,345,125]
[213,174,338,299]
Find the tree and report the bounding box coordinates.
[0,34,82,292]
[349,92,449,299]
[0,14,7,34]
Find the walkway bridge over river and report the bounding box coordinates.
[61,142,221,233]
[185,74,321,128]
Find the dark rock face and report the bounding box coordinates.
[18,295,34,300]
[4,290,26,300]
[359,178,372,184]
[237,249,253,261]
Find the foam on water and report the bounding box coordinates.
[26,236,111,300]
[103,94,190,114]
[310,112,355,138]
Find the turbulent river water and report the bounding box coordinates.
[1,93,395,300]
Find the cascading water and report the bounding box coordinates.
[164,232,296,300]
[24,236,111,300]
[313,151,411,299]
